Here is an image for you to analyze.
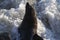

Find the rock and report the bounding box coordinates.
[0,32,11,40]
[0,0,18,9]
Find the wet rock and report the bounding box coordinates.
[0,0,18,9]
[0,32,11,40]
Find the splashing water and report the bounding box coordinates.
[35,0,60,40]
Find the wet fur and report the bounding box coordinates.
[18,2,43,40]
[33,34,43,40]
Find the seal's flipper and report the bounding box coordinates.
[33,34,43,40]
[18,2,37,40]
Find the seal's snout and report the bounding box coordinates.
[26,2,32,11]
[26,2,29,6]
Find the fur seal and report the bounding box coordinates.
[18,2,43,40]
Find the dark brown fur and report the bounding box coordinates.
[18,2,43,40]
[33,34,43,40]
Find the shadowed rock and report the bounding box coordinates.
[18,2,43,40]
[0,32,11,40]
